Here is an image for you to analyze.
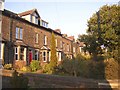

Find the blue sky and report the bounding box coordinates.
[5,1,118,39]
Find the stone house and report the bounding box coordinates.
[1,9,84,68]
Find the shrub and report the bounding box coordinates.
[14,61,26,70]
[20,66,32,72]
[4,64,13,70]
[104,58,119,79]
[30,60,41,72]
[60,58,88,77]
[87,60,105,79]
[42,64,55,74]
[10,70,29,88]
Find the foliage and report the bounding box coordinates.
[104,58,119,79]
[14,61,26,70]
[20,66,32,72]
[30,60,41,72]
[49,32,58,73]
[59,57,88,77]
[4,64,13,70]
[78,5,119,61]
[42,64,54,74]
[87,60,105,79]
[10,70,29,88]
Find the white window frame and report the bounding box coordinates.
[35,17,38,24]
[20,47,24,60]
[73,47,75,53]
[44,35,47,45]
[0,44,1,59]
[19,28,23,39]
[67,44,70,52]
[16,27,19,39]
[58,52,61,61]
[15,47,18,60]
[35,33,38,43]
[43,51,47,62]
[35,50,39,60]
[16,27,23,40]
[60,41,63,48]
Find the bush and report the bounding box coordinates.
[10,70,29,88]
[4,64,13,70]
[30,60,41,72]
[104,58,119,79]
[87,60,105,79]
[20,66,32,72]
[42,64,55,74]
[60,58,88,77]
[14,61,26,70]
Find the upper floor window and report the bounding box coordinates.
[35,17,38,24]
[42,21,48,28]
[73,47,75,53]
[60,41,63,48]
[63,42,65,51]
[67,44,70,52]
[30,15,33,22]
[35,33,38,43]
[44,35,47,45]
[16,27,23,40]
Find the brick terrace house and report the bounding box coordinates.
[1,9,84,68]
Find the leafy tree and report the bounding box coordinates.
[78,4,119,61]
[49,32,58,73]
[78,34,102,61]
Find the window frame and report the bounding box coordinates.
[43,51,47,62]
[16,27,23,40]
[73,47,76,53]
[20,47,24,60]
[44,35,47,45]
[15,47,18,60]
[35,50,39,60]
[35,33,39,43]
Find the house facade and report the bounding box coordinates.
[1,9,84,68]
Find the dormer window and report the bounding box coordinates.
[35,17,38,24]
[42,21,48,28]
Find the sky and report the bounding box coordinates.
[4,0,118,39]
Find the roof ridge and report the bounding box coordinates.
[18,8,37,16]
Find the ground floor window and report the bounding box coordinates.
[15,47,18,60]
[0,44,1,59]
[35,50,39,60]
[20,47,24,60]
[15,46,24,60]
[43,51,46,62]
[47,52,49,62]
[58,52,62,61]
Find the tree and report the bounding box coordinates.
[78,4,119,61]
[49,32,58,73]
[78,34,102,61]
